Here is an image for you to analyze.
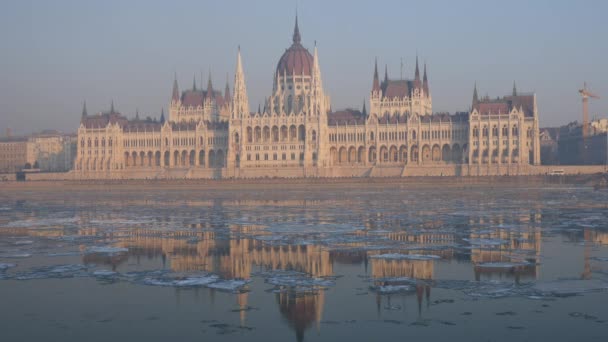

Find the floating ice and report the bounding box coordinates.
[0,263,17,270]
[371,285,413,294]
[207,279,250,292]
[47,252,82,257]
[13,264,88,280]
[142,275,219,287]
[370,253,441,261]
[4,217,78,228]
[476,262,531,268]
[85,246,128,255]
[533,279,608,297]
[463,238,508,246]
[92,270,117,277]
[14,240,34,246]
[258,270,336,291]
[0,253,32,258]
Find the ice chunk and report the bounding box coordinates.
[14,264,88,280]
[92,270,117,277]
[533,279,608,297]
[85,246,128,255]
[207,279,250,292]
[142,275,219,287]
[0,263,17,270]
[463,238,508,246]
[370,253,441,261]
[14,240,34,246]
[476,262,531,268]
[0,253,32,258]
[371,285,413,294]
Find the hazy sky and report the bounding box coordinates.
[1,0,606,135]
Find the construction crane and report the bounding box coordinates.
[578,82,600,139]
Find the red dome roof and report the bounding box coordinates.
[276,16,313,76]
[276,43,313,76]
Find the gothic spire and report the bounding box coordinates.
[423,63,429,96]
[415,55,420,81]
[311,43,323,96]
[224,73,231,103]
[160,108,165,124]
[172,73,179,102]
[473,82,479,105]
[192,75,197,91]
[206,71,214,99]
[110,100,115,113]
[372,58,380,93]
[293,13,301,44]
[232,46,249,118]
[362,99,367,117]
[512,81,517,96]
[135,108,140,120]
[81,101,87,118]
[384,64,389,85]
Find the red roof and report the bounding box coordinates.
[276,43,314,76]
[474,94,535,117]
[328,109,366,126]
[81,112,128,129]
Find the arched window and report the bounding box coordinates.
[512,125,519,136]
[311,130,317,142]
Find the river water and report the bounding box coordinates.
[0,181,607,341]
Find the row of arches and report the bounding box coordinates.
[470,148,533,164]
[329,144,466,165]
[123,149,226,168]
[245,124,311,143]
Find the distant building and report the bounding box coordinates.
[0,136,30,173]
[28,131,77,172]
[540,127,559,165]
[556,121,607,165]
[74,16,541,179]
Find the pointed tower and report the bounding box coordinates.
[160,108,165,124]
[293,13,301,45]
[414,55,421,89]
[206,72,214,100]
[512,81,517,96]
[472,82,479,107]
[232,46,249,119]
[110,100,115,113]
[362,99,367,117]
[81,101,88,118]
[192,76,197,91]
[224,73,231,104]
[384,65,389,85]
[423,63,429,96]
[172,74,180,103]
[372,58,380,94]
[135,108,140,120]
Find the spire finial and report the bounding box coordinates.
[207,69,213,95]
[362,99,367,117]
[372,58,380,92]
[172,74,179,102]
[135,108,140,120]
[384,64,388,84]
[82,101,87,117]
[160,108,165,124]
[293,13,301,44]
[192,75,197,91]
[512,81,517,96]
[110,100,115,113]
[415,55,420,80]
[473,82,479,105]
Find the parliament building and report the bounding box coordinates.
[74,17,540,179]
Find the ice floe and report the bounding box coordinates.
[0,263,17,270]
[475,262,531,268]
[0,253,32,258]
[369,253,441,261]
[85,246,128,255]
[13,264,88,280]
[142,275,220,287]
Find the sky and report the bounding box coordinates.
[0,0,607,135]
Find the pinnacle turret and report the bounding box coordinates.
[172,74,179,102]
[372,58,380,93]
[81,101,87,118]
[293,14,301,44]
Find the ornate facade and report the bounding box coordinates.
[74,17,540,179]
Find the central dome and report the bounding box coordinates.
[276,16,313,76]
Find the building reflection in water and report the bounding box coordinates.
[6,197,608,341]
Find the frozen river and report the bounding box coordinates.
[1,180,607,341]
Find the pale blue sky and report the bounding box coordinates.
[0,0,606,134]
